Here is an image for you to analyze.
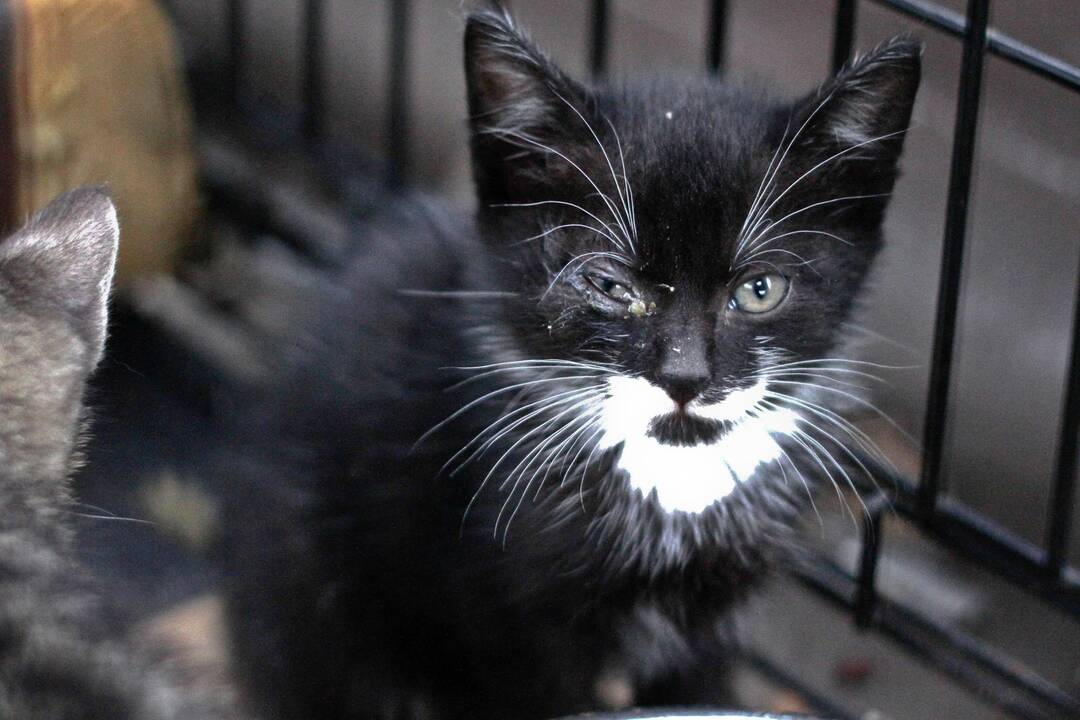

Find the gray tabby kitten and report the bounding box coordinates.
[0,188,239,719]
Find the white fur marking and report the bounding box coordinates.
[598,377,797,514]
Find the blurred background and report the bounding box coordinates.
[1,1,1077,718]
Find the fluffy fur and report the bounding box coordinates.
[225,11,920,719]
[0,188,239,719]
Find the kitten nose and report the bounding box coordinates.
[657,370,710,408]
[656,338,711,408]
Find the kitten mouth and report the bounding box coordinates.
[646,412,734,447]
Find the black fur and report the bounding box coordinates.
[225,11,920,719]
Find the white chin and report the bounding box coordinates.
[597,377,798,514]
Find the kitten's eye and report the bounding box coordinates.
[731,273,789,314]
[585,272,635,303]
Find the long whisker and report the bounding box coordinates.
[791,424,869,519]
[735,91,838,257]
[781,423,855,524]
[552,91,636,254]
[748,128,908,241]
[493,200,625,250]
[512,222,623,249]
[445,384,608,474]
[741,193,892,256]
[416,375,604,448]
[755,357,914,372]
[451,358,620,371]
[738,121,790,244]
[498,402,603,544]
[604,117,637,240]
[494,392,608,492]
[459,389,605,535]
[487,395,605,539]
[765,394,888,483]
[534,412,600,501]
[763,390,899,479]
[741,229,852,262]
[483,128,632,252]
[764,379,918,445]
[397,289,519,299]
[576,425,609,512]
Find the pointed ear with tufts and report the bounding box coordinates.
[0,187,120,366]
[776,36,922,227]
[464,9,595,206]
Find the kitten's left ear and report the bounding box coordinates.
[782,36,922,213]
[0,187,120,363]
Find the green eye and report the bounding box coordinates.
[731,273,789,314]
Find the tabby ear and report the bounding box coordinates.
[465,9,592,204]
[0,187,120,364]
[779,37,922,223]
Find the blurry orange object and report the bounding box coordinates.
[6,0,198,284]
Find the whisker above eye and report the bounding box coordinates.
[550,90,638,255]
[493,199,625,250]
[732,124,909,270]
[513,223,622,248]
[603,116,637,241]
[742,192,892,257]
[735,90,839,260]
[746,128,908,246]
[482,128,634,253]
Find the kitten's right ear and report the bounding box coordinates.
[0,187,120,363]
[465,9,591,204]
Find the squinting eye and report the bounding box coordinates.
[731,273,789,314]
[585,272,635,303]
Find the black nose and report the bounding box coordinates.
[657,368,710,408]
[656,334,711,408]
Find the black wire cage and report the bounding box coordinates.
[5,0,1078,718]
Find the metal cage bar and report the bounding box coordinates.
[796,557,1080,719]
[1046,283,1080,579]
[589,0,609,78]
[831,0,857,73]
[226,0,245,100]
[706,0,727,74]
[917,0,991,513]
[300,0,325,145]
[387,0,410,185]
[869,0,1080,90]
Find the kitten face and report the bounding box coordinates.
[464,13,919,520]
[0,188,119,489]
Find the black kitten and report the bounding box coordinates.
[0,189,241,719]
[225,10,920,719]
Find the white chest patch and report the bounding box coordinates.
[597,376,799,514]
